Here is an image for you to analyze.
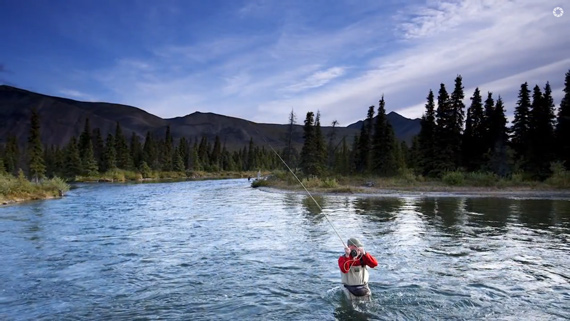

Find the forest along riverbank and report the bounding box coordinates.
[252,173,570,199]
[259,185,570,199]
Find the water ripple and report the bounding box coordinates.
[0,180,569,320]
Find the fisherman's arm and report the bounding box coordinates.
[338,254,352,273]
[362,252,378,268]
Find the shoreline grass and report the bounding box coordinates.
[3,166,568,206]
[250,169,570,194]
[0,172,70,205]
[73,169,266,183]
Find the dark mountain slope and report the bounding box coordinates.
[0,85,418,151]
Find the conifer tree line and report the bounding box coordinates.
[0,117,281,180]
[415,70,570,180]
[296,95,404,177]
[1,69,569,182]
[297,70,570,180]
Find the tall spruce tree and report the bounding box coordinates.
[130,132,143,169]
[511,82,532,168]
[173,147,185,172]
[556,70,570,169]
[482,92,495,157]
[246,138,255,171]
[143,132,159,170]
[102,133,117,172]
[357,106,375,173]
[327,120,338,170]
[78,118,98,175]
[189,145,201,171]
[300,111,321,176]
[487,97,509,176]
[64,136,82,178]
[114,122,131,170]
[92,128,105,172]
[462,88,486,171]
[27,108,45,182]
[449,75,466,168]
[211,135,222,170]
[409,136,421,171]
[314,111,327,173]
[371,96,398,176]
[418,90,436,176]
[528,83,556,179]
[161,126,174,171]
[54,145,65,177]
[78,118,92,159]
[177,137,190,170]
[198,136,209,167]
[82,139,99,176]
[4,134,19,175]
[284,109,297,169]
[435,83,455,174]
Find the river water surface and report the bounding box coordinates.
[0,179,569,320]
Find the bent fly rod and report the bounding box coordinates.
[257,133,348,250]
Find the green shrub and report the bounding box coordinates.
[272,170,290,181]
[119,170,137,181]
[545,162,570,188]
[0,174,14,195]
[398,168,420,184]
[442,171,464,186]
[510,172,524,184]
[321,178,338,188]
[40,176,70,193]
[0,173,70,200]
[464,172,498,187]
[301,176,322,188]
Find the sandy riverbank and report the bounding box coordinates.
[258,185,570,199]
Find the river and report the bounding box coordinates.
[0,179,569,320]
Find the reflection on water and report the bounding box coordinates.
[353,198,404,219]
[345,197,570,235]
[302,195,326,215]
[0,181,569,320]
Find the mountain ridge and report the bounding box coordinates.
[0,85,420,150]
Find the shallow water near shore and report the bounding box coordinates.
[1,179,569,320]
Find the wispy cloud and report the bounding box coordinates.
[397,0,500,39]
[284,67,345,93]
[254,0,569,125]
[58,89,98,101]
[4,0,567,126]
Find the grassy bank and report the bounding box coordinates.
[0,171,70,205]
[251,168,570,193]
[74,169,266,183]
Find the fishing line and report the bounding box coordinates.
[257,132,348,250]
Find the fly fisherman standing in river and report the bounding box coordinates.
[338,238,378,300]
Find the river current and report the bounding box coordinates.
[0,179,569,320]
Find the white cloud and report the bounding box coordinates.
[397,0,501,39]
[250,0,570,125]
[69,0,569,127]
[58,89,97,101]
[284,67,345,93]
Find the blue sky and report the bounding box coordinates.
[1,0,568,126]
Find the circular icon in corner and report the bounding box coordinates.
[553,7,564,17]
